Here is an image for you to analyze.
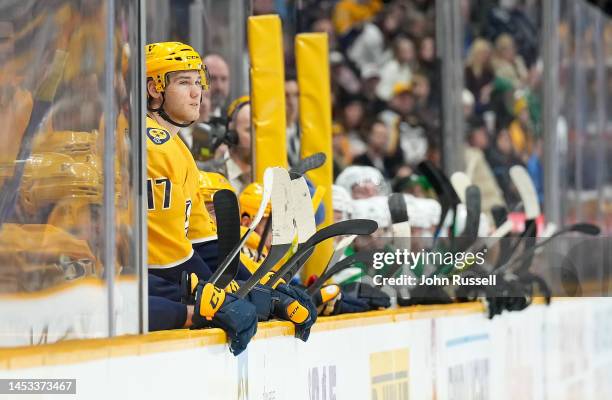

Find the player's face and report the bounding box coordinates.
[164,71,203,124]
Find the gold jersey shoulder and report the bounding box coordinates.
[146,117,216,269]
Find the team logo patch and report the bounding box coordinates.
[147,128,170,145]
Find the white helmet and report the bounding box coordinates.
[352,196,391,228]
[335,166,388,199]
[332,184,353,220]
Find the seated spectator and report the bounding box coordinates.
[332,123,353,178]
[412,73,439,129]
[376,36,416,101]
[485,0,538,67]
[353,119,395,178]
[332,0,383,37]
[360,65,385,115]
[337,94,367,158]
[311,15,338,51]
[346,20,384,70]
[465,38,495,114]
[485,127,523,207]
[465,117,506,214]
[203,54,231,117]
[285,76,301,167]
[508,96,535,162]
[378,82,428,169]
[330,52,362,97]
[492,33,528,90]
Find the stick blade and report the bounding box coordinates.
[291,177,317,243]
[510,165,541,219]
[450,172,471,204]
[212,189,241,288]
[388,193,409,224]
[290,152,326,178]
[270,168,295,245]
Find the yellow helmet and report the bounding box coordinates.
[239,182,271,219]
[199,171,236,202]
[145,42,209,93]
[32,130,99,158]
[19,153,102,215]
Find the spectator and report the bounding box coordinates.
[353,119,395,178]
[526,137,543,205]
[378,82,428,169]
[203,54,231,117]
[338,94,367,158]
[492,34,528,90]
[412,73,438,128]
[485,0,538,67]
[485,127,523,206]
[462,89,476,119]
[508,96,535,161]
[465,38,495,113]
[285,76,301,167]
[332,122,353,178]
[464,117,506,213]
[360,65,385,115]
[330,52,362,97]
[311,15,338,51]
[376,36,417,101]
[346,20,384,71]
[332,0,383,37]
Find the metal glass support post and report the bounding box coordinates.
[137,0,149,334]
[542,0,562,227]
[436,0,465,174]
[104,0,117,337]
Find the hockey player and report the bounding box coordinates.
[145,42,316,344]
[144,41,257,354]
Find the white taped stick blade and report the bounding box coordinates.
[392,221,411,238]
[509,166,541,219]
[270,168,295,245]
[250,167,275,230]
[291,177,317,244]
[326,234,357,268]
[450,172,471,204]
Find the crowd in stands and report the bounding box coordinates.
[268,0,545,215]
[161,0,548,218]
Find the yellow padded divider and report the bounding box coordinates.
[295,33,334,280]
[247,15,288,182]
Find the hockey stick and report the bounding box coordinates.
[210,189,242,288]
[510,165,541,220]
[265,219,379,288]
[505,165,541,273]
[388,193,409,225]
[416,161,461,243]
[494,223,599,276]
[208,167,274,286]
[454,185,481,252]
[256,153,325,259]
[289,152,326,180]
[306,249,378,296]
[0,50,67,227]
[323,234,358,274]
[234,168,295,298]
[450,171,471,204]
[281,176,318,278]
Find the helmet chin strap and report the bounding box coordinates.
[148,93,194,128]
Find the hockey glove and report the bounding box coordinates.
[341,282,391,310]
[312,284,370,315]
[191,281,258,356]
[272,284,317,342]
[259,271,285,288]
